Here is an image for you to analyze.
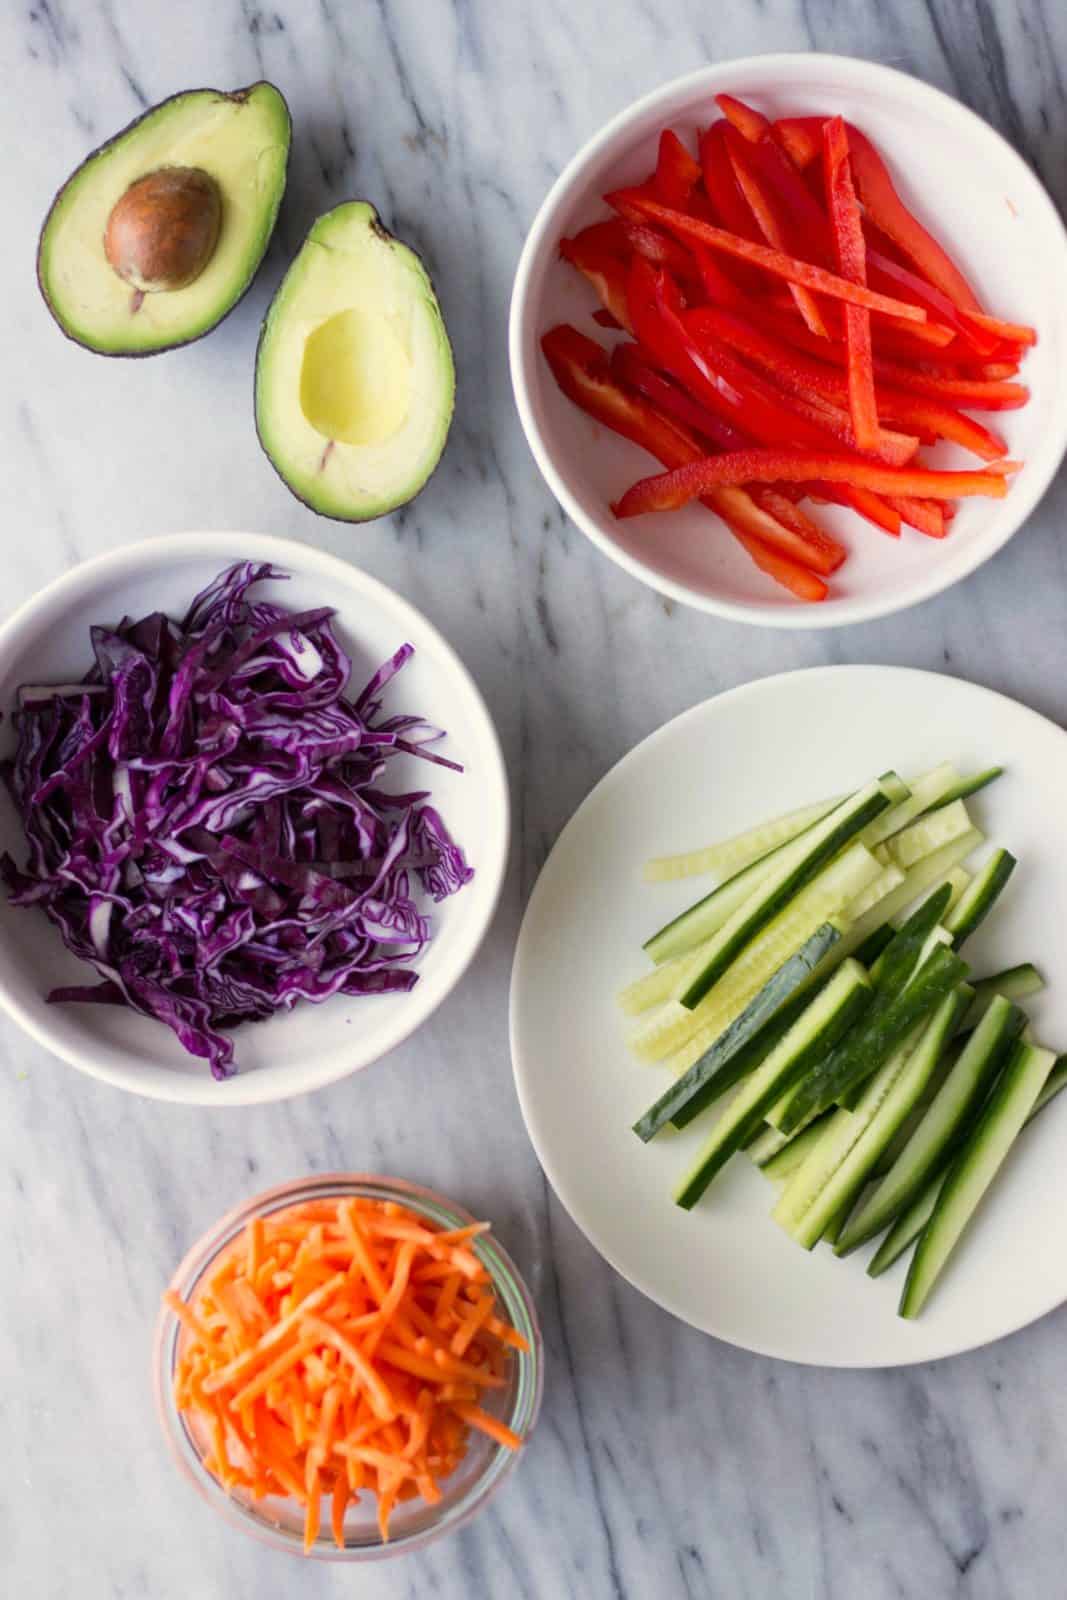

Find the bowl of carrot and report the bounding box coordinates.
[510,54,1067,627]
[154,1174,542,1560]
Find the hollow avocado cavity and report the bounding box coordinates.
[299,309,413,448]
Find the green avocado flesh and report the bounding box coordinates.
[38,83,290,355]
[254,201,455,521]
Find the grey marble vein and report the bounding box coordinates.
[4,2,1067,1597]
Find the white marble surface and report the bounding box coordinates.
[5,3,1067,1597]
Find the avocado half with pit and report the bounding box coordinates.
[38,82,290,356]
[254,202,455,521]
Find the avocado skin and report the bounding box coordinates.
[36,82,292,358]
[253,202,456,523]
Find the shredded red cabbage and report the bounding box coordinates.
[0,562,473,1078]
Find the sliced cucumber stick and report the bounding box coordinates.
[900,1042,1055,1318]
[643,796,844,884]
[882,799,972,871]
[944,848,1016,949]
[678,780,897,1010]
[633,842,878,1066]
[962,964,1044,1031]
[871,1048,1066,1281]
[773,943,969,1133]
[643,843,791,966]
[775,988,967,1249]
[923,766,1003,814]
[632,925,841,1142]
[836,995,1025,1256]
[755,1115,833,1181]
[673,962,871,1208]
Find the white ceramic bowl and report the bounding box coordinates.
[510,54,1067,628]
[0,533,509,1104]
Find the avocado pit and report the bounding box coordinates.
[104,165,222,293]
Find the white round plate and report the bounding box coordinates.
[0,532,509,1105]
[511,666,1067,1365]
[510,55,1067,627]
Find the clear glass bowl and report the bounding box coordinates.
[153,1173,543,1561]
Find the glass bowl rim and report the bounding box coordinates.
[152,1171,543,1562]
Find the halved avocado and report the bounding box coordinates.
[38,82,290,356]
[254,202,455,521]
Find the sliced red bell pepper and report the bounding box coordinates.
[689,242,749,308]
[844,124,985,313]
[772,117,823,171]
[699,122,762,241]
[559,233,633,330]
[715,94,770,144]
[885,496,947,538]
[539,324,836,591]
[685,304,1005,460]
[722,124,828,336]
[655,129,702,210]
[958,310,1037,348]
[866,248,996,355]
[822,116,881,453]
[618,220,699,279]
[565,219,630,258]
[629,261,909,527]
[610,342,753,451]
[608,191,928,322]
[592,308,623,329]
[541,324,697,467]
[749,308,1029,410]
[874,396,1007,461]
[681,303,918,464]
[613,450,1019,518]
[715,509,830,600]
[718,98,835,264]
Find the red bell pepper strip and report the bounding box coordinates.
[689,243,749,308]
[607,191,929,322]
[885,496,947,538]
[610,342,753,451]
[750,308,1028,409]
[715,94,769,144]
[559,234,633,330]
[958,310,1037,348]
[866,249,996,355]
[718,97,836,264]
[822,116,881,453]
[592,308,623,329]
[772,117,823,171]
[613,450,1019,518]
[566,219,629,257]
[618,221,699,279]
[539,323,834,593]
[713,509,830,600]
[655,129,702,210]
[680,302,918,464]
[608,347,845,570]
[685,304,1007,460]
[541,324,698,466]
[629,261,909,527]
[723,124,829,336]
[843,485,903,536]
[653,264,915,461]
[844,124,985,313]
[699,122,763,241]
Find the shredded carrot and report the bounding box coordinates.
[167,1193,529,1551]
[451,1403,525,1453]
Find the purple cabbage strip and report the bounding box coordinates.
[0,562,473,1078]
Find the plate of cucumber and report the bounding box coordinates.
[510,666,1067,1365]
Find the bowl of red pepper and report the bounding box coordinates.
[509,53,1067,628]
